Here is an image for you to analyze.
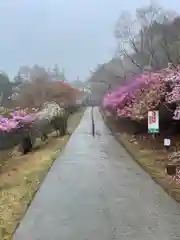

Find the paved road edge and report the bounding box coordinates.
[100,108,180,204]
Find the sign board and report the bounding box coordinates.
[148,111,159,133]
[164,138,171,147]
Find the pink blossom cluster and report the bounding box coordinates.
[0,102,63,133]
[103,65,180,120]
[0,117,20,132]
[0,110,37,132]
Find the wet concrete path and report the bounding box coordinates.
[14,107,180,240]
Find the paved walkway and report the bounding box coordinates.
[14,107,180,240]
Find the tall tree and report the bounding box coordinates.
[0,73,12,105]
[114,2,180,72]
[52,64,66,82]
[13,71,23,86]
[59,68,66,82]
[30,65,49,82]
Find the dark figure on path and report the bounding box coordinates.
[91,107,95,137]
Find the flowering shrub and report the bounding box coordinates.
[0,113,36,132]
[0,102,65,132]
[0,116,20,132]
[103,65,180,121]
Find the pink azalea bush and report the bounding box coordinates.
[0,116,20,132]
[0,102,64,132]
[0,110,37,132]
[103,65,180,121]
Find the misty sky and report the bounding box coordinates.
[0,0,179,81]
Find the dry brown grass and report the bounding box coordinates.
[0,108,85,240]
[101,111,180,203]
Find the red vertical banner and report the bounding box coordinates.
[152,111,156,123]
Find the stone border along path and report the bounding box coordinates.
[13,107,180,240]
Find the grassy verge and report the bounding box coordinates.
[101,109,180,203]
[0,108,85,240]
